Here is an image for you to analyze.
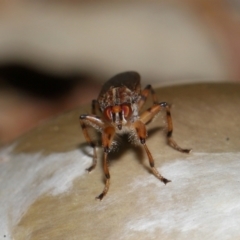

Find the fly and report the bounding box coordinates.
[79,71,191,200]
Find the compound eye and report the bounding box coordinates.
[104,107,112,121]
[122,104,132,119]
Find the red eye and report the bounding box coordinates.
[104,107,112,121]
[122,104,132,119]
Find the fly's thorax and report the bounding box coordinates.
[98,86,140,111]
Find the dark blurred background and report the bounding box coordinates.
[0,0,239,145]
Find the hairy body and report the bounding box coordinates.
[80,71,190,200]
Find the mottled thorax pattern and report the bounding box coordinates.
[98,86,140,111]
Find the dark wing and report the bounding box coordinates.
[98,71,141,98]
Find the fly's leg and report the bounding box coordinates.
[80,115,115,200]
[162,102,191,153]
[133,120,170,184]
[140,102,191,153]
[96,152,110,200]
[79,114,104,172]
[138,85,158,110]
[138,85,188,151]
[96,126,115,200]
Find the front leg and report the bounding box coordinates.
[96,126,115,200]
[133,120,170,184]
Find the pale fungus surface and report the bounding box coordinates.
[1,83,240,240]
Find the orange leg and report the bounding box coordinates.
[133,120,170,184]
[80,114,115,200]
[96,126,115,200]
[138,84,158,110]
[140,102,191,153]
[79,114,104,172]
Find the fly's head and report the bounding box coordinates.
[103,103,133,130]
[98,72,142,130]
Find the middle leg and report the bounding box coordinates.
[139,102,191,153]
[79,114,105,172]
